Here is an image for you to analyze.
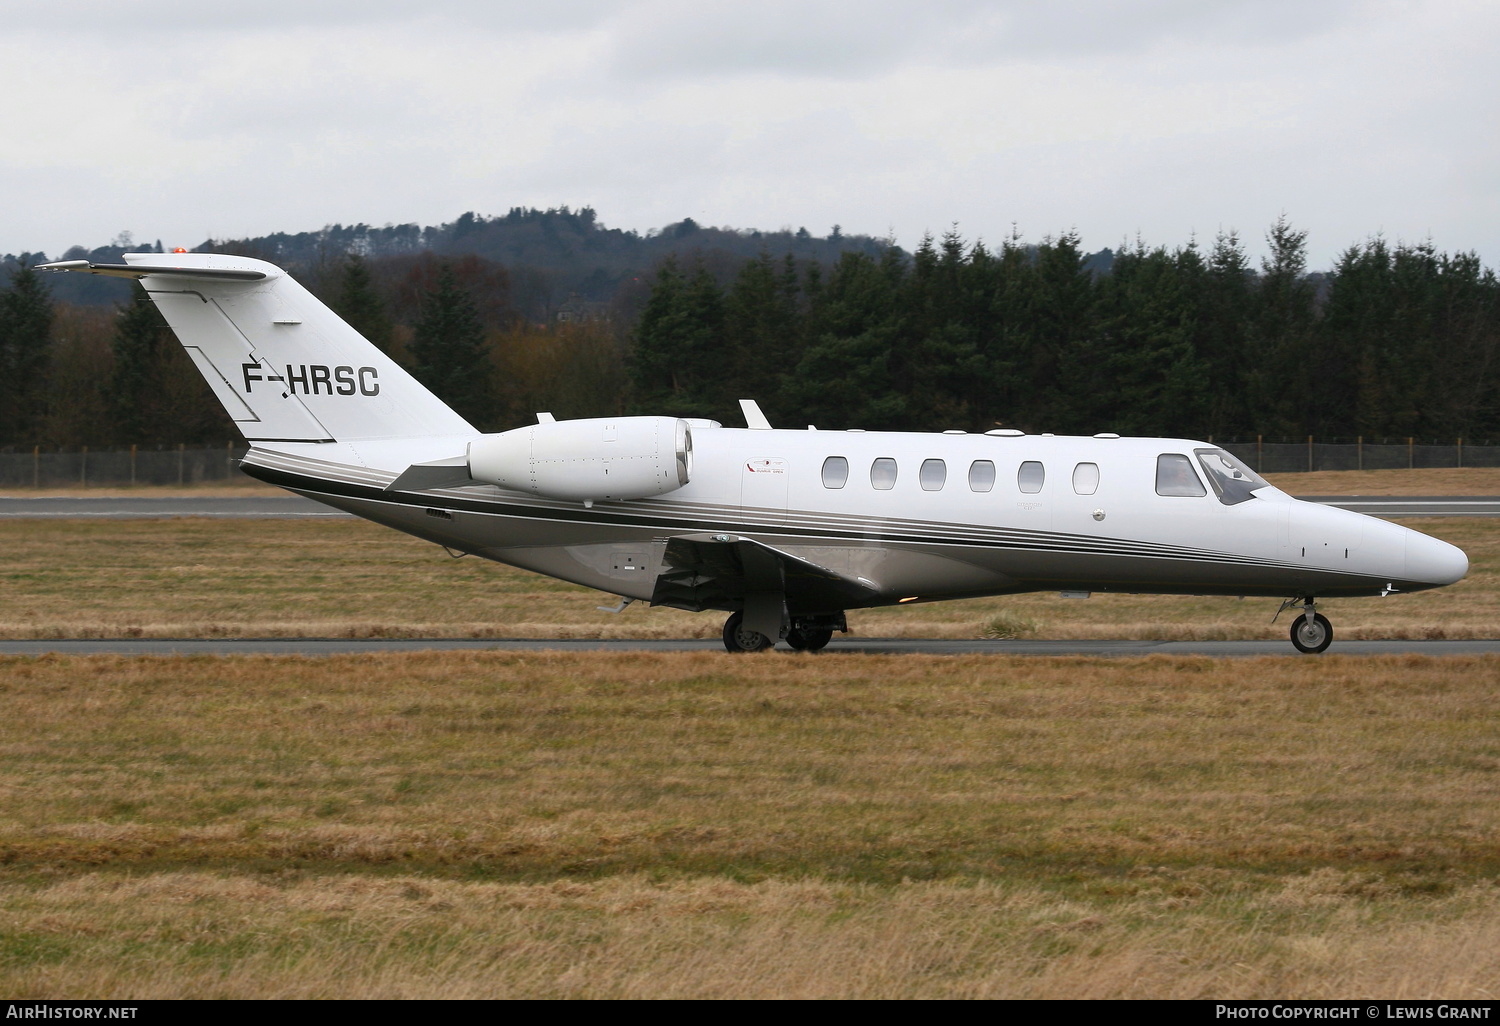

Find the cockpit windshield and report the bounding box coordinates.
[1194,448,1270,505]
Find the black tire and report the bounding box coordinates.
[785,626,834,652]
[1290,612,1333,654]
[723,611,773,653]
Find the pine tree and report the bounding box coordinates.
[333,253,394,353]
[108,296,172,442]
[408,264,497,428]
[725,253,800,419]
[1087,241,1205,435]
[627,259,726,419]
[1250,216,1321,434]
[900,229,987,428]
[0,264,54,443]
[1014,231,1096,432]
[981,230,1041,429]
[1198,230,1255,435]
[1425,250,1500,438]
[786,249,908,429]
[1321,239,1396,436]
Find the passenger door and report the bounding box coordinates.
[741,456,788,527]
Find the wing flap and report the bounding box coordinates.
[650,533,878,614]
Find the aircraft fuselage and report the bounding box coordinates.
[240,427,1466,612]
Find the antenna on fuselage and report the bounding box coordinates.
[739,399,772,430]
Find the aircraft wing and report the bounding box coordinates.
[650,533,879,614]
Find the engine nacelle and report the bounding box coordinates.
[468,416,692,502]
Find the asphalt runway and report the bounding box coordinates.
[1,637,1496,657]
[3,495,1499,518]
[0,496,348,518]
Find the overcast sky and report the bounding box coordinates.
[2,0,1496,268]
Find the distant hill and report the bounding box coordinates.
[3,208,900,312]
[197,208,899,321]
[4,208,1118,315]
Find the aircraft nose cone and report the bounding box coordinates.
[1405,530,1469,586]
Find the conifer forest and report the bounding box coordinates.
[2,207,1497,449]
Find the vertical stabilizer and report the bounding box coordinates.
[40,253,474,444]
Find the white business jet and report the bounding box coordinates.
[42,253,1469,653]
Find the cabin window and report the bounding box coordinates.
[1018,461,1045,494]
[920,459,946,491]
[821,456,849,489]
[1156,453,1207,496]
[871,458,898,490]
[968,460,996,492]
[1072,462,1100,495]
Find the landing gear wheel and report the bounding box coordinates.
[723,611,774,653]
[1290,612,1333,654]
[785,626,834,652]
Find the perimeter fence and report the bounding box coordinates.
[0,437,1495,489]
[0,444,249,489]
[1215,438,1500,474]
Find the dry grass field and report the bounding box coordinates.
[0,515,1490,641]
[0,651,1497,998]
[1265,466,1500,495]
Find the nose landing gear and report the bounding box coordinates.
[1279,596,1334,654]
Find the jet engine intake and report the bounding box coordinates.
[468,416,692,502]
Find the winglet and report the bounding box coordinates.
[739,399,772,430]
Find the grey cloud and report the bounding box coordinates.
[3,0,1497,271]
[603,0,1373,81]
[8,1,622,38]
[14,1,1373,71]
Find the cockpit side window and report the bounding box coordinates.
[1195,448,1268,505]
[1155,454,1206,497]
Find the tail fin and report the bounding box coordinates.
[41,253,473,444]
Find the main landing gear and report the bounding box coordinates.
[722,611,774,653]
[721,612,844,653]
[786,624,834,652]
[1280,596,1334,654]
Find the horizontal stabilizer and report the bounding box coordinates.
[385,456,471,492]
[651,533,878,614]
[38,259,268,282]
